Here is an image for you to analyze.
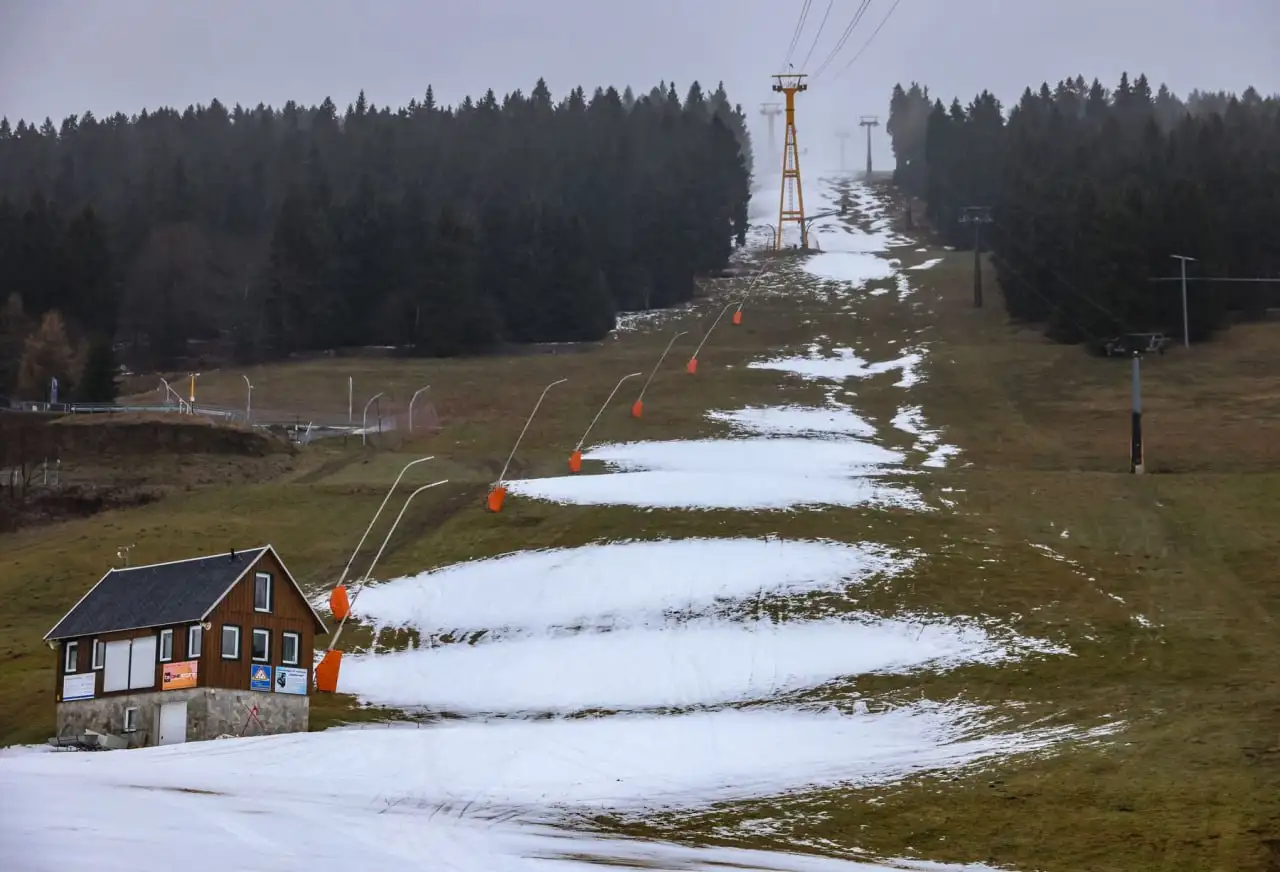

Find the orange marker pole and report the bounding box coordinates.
[632,330,688,419]
[489,377,568,511]
[687,300,741,375]
[570,371,641,471]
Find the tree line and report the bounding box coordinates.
[887,76,1280,344]
[0,79,753,401]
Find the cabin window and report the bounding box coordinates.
[253,572,273,613]
[221,625,241,660]
[158,628,174,662]
[123,706,138,733]
[63,640,78,674]
[187,625,203,659]
[251,628,271,663]
[281,632,300,666]
[91,639,105,670]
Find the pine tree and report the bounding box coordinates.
[74,340,119,402]
[0,293,27,395]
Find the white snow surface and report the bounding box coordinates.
[708,404,878,439]
[909,258,944,271]
[505,437,924,511]
[1,705,1078,871]
[804,251,899,286]
[343,615,1021,715]
[349,538,908,638]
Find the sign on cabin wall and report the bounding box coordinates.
[274,667,308,695]
[62,672,95,702]
[161,660,198,690]
[249,664,273,691]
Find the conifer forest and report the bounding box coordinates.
[887,75,1280,345]
[0,80,753,400]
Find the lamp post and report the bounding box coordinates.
[1170,254,1196,349]
[409,385,430,433]
[361,392,384,447]
[241,375,253,424]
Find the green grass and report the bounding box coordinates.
[3,183,1280,871]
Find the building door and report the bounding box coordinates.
[157,701,188,745]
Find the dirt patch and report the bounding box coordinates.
[2,411,292,460]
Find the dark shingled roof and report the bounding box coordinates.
[45,547,270,641]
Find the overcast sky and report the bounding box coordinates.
[2,0,1277,172]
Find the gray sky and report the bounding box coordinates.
[2,0,1277,172]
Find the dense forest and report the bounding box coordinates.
[887,75,1280,344]
[0,79,753,401]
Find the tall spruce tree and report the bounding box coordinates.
[886,74,1280,346]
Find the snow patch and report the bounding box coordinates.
[708,404,878,439]
[351,538,910,640]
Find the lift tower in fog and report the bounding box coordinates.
[772,73,809,251]
[835,130,852,173]
[860,115,880,176]
[759,103,783,164]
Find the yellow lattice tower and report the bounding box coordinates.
[772,73,808,251]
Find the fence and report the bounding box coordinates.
[4,396,442,447]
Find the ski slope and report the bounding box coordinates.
[2,177,1091,872]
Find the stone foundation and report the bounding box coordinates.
[55,688,309,747]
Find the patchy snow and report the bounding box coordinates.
[614,307,684,333]
[892,406,926,436]
[909,258,944,271]
[923,444,963,469]
[350,538,911,639]
[890,406,963,470]
[752,345,924,389]
[708,405,878,439]
[342,615,1027,715]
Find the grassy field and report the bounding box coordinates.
[2,182,1279,871]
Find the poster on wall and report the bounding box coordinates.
[249,664,273,691]
[62,672,95,701]
[274,666,308,695]
[161,660,198,690]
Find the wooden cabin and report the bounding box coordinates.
[44,545,327,748]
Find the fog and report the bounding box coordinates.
[2,0,1276,173]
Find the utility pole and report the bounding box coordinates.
[858,116,880,177]
[772,74,809,251]
[1148,270,1280,349]
[958,206,993,308]
[834,130,851,173]
[759,103,783,165]
[1130,352,1144,474]
[1170,254,1195,349]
